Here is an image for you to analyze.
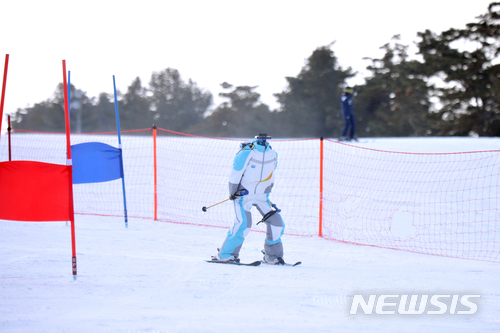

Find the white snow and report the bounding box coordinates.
[1,137,500,332]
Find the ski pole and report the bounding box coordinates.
[202,198,230,212]
[202,189,249,212]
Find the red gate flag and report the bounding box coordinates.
[0,161,71,221]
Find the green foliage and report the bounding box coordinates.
[12,83,66,132]
[84,93,116,132]
[119,77,153,130]
[416,3,500,136]
[355,36,435,137]
[188,83,278,137]
[148,68,212,132]
[275,46,355,137]
[12,68,213,133]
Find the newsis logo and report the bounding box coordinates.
[349,294,481,315]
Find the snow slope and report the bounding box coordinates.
[1,137,500,333]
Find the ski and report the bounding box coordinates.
[335,139,370,144]
[206,259,261,266]
[261,260,301,267]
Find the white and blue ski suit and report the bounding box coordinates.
[218,140,285,262]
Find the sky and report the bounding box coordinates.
[0,0,495,133]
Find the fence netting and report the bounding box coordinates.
[1,129,498,262]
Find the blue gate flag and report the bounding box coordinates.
[72,142,123,184]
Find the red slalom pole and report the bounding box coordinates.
[0,54,9,140]
[62,60,77,280]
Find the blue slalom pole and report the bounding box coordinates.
[113,75,128,228]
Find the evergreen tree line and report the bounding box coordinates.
[11,3,500,138]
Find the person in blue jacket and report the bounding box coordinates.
[213,133,286,265]
[340,86,357,141]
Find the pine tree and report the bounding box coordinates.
[275,45,355,137]
[416,3,500,136]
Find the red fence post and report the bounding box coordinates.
[319,136,324,237]
[153,125,158,221]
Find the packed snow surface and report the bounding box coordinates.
[1,137,500,333]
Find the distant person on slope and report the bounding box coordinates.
[213,133,286,265]
[340,86,357,142]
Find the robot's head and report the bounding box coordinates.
[255,133,272,145]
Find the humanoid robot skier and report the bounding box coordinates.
[213,133,286,265]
